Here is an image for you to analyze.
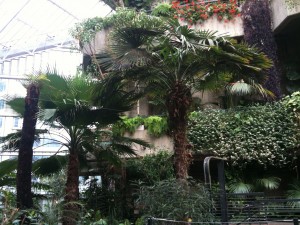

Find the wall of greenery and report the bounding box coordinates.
[188,103,300,168]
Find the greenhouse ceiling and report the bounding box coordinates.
[0,0,112,63]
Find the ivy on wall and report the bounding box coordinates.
[188,103,300,168]
[241,0,282,99]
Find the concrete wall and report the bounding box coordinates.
[191,16,244,37]
[82,29,110,55]
[271,0,300,32]
[125,129,173,156]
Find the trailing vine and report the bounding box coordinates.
[112,116,168,137]
[70,8,152,44]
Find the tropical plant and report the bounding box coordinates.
[137,179,213,221]
[13,74,46,209]
[0,190,19,225]
[226,169,281,194]
[103,13,271,179]
[37,72,147,225]
[151,2,175,17]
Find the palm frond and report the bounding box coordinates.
[256,177,281,190]
[228,180,254,194]
[0,158,18,178]
[6,97,25,116]
[32,155,68,177]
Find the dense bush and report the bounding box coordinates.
[126,151,174,184]
[137,179,213,221]
[188,103,300,168]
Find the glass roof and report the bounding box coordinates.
[0,0,112,62]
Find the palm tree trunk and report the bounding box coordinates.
[16,84,40,209]
[166,82,192,180]
[63,151,80,225]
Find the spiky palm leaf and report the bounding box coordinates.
[256,177,281,190]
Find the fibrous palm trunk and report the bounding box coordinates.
[62,151,80,225]
[242,0,282,99]
[166,82,193,180]
[16,84,40,209]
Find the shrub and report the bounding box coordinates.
[126,150,174,184]
[188,103,300,168]
[137,179,213,221]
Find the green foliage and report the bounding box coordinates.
[71,8,162,44]
[151,3,175,17]
[126,150,174,184]
[226,169,281,194]
[282,91,300,113]
[285,62,300,93]
[188,103,300,168]
[113,116,144,135]
[144,116,168,136]
[0,190,19,225]
[113,116,168,137]
[287,180,300,206]
[137,179,213,221]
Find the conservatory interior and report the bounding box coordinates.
[0,0,300,224]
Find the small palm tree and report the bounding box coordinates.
[38,72,145,225]
[103,14,272,180]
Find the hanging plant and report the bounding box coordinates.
[171,0,241,24]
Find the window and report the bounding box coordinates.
[0,82,5,92]
[0,117,3,128]
[13,117,20,128]
[0,100,5,109]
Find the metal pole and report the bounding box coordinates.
[218,160,228,223]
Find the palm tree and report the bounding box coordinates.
[7,75,47,209]
[38,72,144,225]
[103,16,272,180]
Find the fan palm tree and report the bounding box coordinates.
[103,16,272,180]
[38,72,145,225]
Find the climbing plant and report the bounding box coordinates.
[188,103,300,168]
[242,0,282,99]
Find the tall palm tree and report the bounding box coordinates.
[103,17,272,180]
[7,75,47,209]
[38,73,144,225]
